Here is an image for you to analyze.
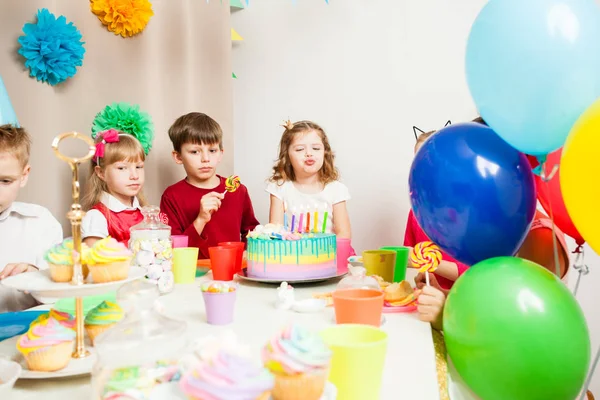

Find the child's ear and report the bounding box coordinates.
[172,151,183,165]
[19,164,31,188]
[94,165,106,181]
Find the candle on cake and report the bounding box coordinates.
[291,206,297,232]
[298,206,304,234]
[305,204,311,233]
[283,202,289,231]
[313,205,319,233]
[321,203,329,233]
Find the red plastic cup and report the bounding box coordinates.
[336,238,352,275]
[208,246,236,281]
[171,235,189,248]
[202,290,236,325]
[218,242,245,274]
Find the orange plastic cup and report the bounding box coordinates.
[332,289,384,327]
[218,242,245,274]
[208,246,236,281]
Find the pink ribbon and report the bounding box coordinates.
[94,129,120,161]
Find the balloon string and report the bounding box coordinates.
[579,345,600,400]
[532,156,559,182]
[541,162,562,278]
[573,248,589,298]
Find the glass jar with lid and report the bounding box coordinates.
[129,206,174,294]
[91,280,188,399]
[336,266,382,291]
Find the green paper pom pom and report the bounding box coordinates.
[92,102,154,155]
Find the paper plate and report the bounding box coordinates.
[0,311,47,342]
[54,291,117,316]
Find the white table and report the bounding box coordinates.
[4,274,442,400]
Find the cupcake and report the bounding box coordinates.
[33,309,76,331]
[16,317,75,372]
[85,301,124,345]
[44,239,90,282]
[87,237,133,283]
[262,325,332,400]
[179,351,274,400]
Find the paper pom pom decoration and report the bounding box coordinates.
[92,102,154,155]
[17,9,85,86]
[90,0,154,38]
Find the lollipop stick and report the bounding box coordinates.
[425,271,430,286]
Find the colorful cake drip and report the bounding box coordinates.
[246,224,337,280]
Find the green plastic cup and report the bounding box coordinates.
[362,250,396,282]
[173,247,199,283]
[320,324,388,400]
[380,246,410,282]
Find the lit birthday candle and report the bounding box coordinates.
[321,203,328,233]
[306,204,311,233]
[291,206,297,232]
[313,205,319,233]
[298,206,304,234]
[283,201,289,231]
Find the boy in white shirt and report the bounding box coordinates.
[0,124,63,312]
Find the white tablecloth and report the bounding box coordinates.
[4,274,442,400]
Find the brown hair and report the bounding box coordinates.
[269,120,339,184]
[415,130,435,149]
[0,124,31,167]
[472,116,488,126]
[82,133,147,210]
[168,112,223,153]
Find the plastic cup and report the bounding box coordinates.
[202,290,236,325]
[332,288,384,327]
[362,250,396,282]
[218,242,245,274]
[172,247,199,284]
[380,246,410,282]
[320,324,388,400]
[336,238,352,275]
[208,246,236,281]
[171,235,189,248]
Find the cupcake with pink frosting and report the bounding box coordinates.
[33,309,76,331]
[87,237,133,283]
[16,317,75,372]
[179,351,274,400]
[262,325,332,400]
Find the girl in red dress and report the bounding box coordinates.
[81,129,149,247]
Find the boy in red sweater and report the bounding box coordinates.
[160,113,259,259]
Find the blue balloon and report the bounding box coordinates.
[466,0,600,156]
[0,75,18,126]
[409,123,536,266]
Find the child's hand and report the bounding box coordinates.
[414,271,444,291]
[0,263,38,279]
[198,192,225,222]
[417,285,446,329]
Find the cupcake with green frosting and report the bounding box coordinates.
[45,239,90,282]
[85,301,124,345]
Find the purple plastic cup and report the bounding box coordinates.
[202,290,236,325]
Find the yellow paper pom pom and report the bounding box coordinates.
[90,0,154,38]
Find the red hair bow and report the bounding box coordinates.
[95,129,120,161]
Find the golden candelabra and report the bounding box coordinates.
[51,132,96,359]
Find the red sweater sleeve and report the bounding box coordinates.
[240,188,259,245]
[160,188,210,256]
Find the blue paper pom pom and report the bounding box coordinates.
[18,9,85,86]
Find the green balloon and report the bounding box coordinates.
[444,257,590,400]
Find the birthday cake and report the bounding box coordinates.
[246,224,337,280]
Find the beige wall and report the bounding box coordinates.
[0,0,233,233]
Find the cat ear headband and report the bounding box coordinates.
[413,120,451,141]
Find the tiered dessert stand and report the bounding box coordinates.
[0,132,145,378]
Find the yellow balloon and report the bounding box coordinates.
[561,98,600,254]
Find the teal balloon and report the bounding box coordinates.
[0,75,18,127]
[466,0,600,156]
[444,257,590,400]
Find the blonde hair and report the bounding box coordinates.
[82,133,147,210]
[269,120,339,185]
[0,124,31,167]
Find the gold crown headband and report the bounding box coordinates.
[281,119,295,130]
